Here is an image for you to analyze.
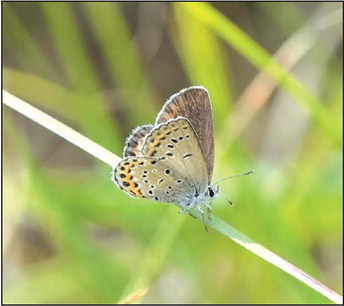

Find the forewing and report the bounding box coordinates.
[141,117,209,192]
[155,86,214,179]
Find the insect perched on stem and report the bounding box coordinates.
[113,86,253,217]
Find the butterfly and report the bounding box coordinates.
[113,86,218,215]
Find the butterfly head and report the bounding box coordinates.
[186,184,218,209]
[205,185,219,201]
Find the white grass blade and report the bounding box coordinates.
[3,90,120,167]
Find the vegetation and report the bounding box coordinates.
[3,2,342,303]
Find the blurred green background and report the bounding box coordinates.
[3,2,342,304]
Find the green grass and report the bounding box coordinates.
[3,2,342,304]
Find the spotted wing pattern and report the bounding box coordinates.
[123,124,153,157]
[113,118,209,205]
[113,156,195,205]
[140,117,208,194]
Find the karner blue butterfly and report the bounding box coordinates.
[113,86,248,215]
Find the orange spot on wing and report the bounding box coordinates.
[121,173,143,197]
[132,188,143,197]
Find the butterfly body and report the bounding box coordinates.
[113,87,217,214]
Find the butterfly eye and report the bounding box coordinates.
[208,187,215,198]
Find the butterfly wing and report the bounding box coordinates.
[155,86,214,181]
[140,117,209,196]
[113,156,196,205]
[123,124,153,157]
[113,118,209,205]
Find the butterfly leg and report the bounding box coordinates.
[178,205,209,231]
[178,206,188,214]
[203,202,212,214]
[196,205,206,220]
[180,204,205,219]
[179,206,196,219]
[197,203,212,220]
[195,205,210,231]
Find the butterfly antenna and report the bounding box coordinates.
[214,170,254,186]
[227,199,234,206]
